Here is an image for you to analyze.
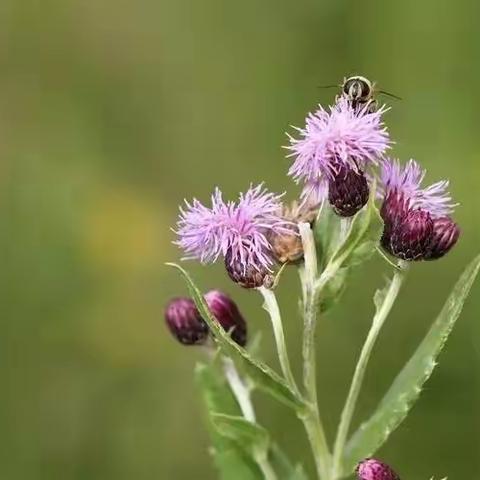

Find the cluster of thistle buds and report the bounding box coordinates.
[165,290,247,347]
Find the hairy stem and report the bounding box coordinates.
[299,222,331,480]
[331,263,408,478]
[259,286,300,396]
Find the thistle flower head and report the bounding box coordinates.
[380,158,460,261]
[287,96,390,203]
[356,458,400,480]
[175,184,290,285]
[380,158,455,219]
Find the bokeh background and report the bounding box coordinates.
[1,0,480,478]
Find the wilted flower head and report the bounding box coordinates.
[380,158,460,261]
[356,458,400,480]
[175,184,290,287]
[287,96,391,205]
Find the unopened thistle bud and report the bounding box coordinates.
[165,297,209,346]
[205,290,247,347]
[328,161,369,217]
[383,209,434,261]
[424,216,460,260]
[224,249,273,289]
[356,458,400,480]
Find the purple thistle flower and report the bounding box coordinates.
[380,158,455,218]
[380,158,460,261]
[175,184,289,287]
[287,96,391,204]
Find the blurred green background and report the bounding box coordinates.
[1,0,480,478]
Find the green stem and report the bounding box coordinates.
[331,263,408,479]
[223,357,278,480]
[223,357,256,422]
[259,286,300,396]
[299,222,332,480]
[254,451,278,480]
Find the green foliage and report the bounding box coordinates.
[314,203,342,268]
[315,189,384,313]
[329,184,383,270]
[340,254,480,476]
[195,362,264,480]
[167,263,305,412]
[212,413,270,454]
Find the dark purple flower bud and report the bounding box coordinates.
[382,209,433,261]
[205,290,247,347]
[328,162,369,217]
[424,216,460,260]
[356,458,400,480]
[224,249,274,289]
[165,297,209,345]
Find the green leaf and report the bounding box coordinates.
[315,189,383,312]
[195,362,263,480]
[270,444,309,480]
[341,254,480,476]
[314,202,342,268]
[318,267,349,313]
[167,263,305,412]
[212,413,270,454]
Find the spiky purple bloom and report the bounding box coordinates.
[287,96,391,204]
[205,290,247,347]
[165,297,209,346]
[175,184,290,287]
[380,159,460,261]
[356,458,400,480]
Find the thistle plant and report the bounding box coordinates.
[165,82,479,480]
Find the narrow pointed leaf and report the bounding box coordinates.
[341,254,480,476]
[212,413,270,453]
[168,263,305,412]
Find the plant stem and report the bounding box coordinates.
[299,223,332,480]
[223,357,256,422]
[254,452,278,480]
[259,286,300,396]
[223,356,278,480]
[331,263,408,479]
